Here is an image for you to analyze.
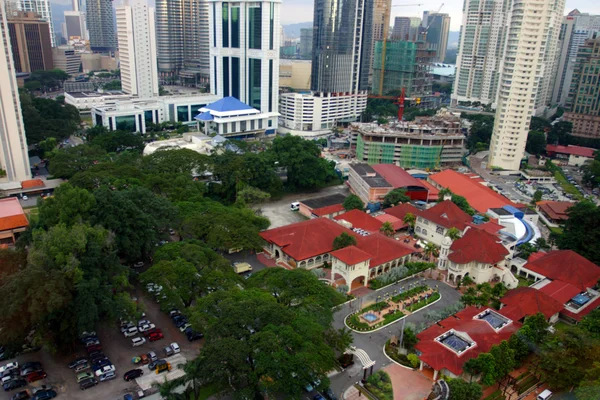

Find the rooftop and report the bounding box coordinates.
[525,250,600,291]
[330,245,372,265]
[429,170,517,213]
[384,203,420,221]
[546,144,596,158]
[0,198,29,231]
[448,227,509,265]
[374,213,406,231]
[500,287,564,321]
[201,96,256,113]
[419,200,472,230]
[349,164,392,188]
[371,164,428,191]
[334,209,383,232]
[300,194,347,210]
[21,179,45,189]
[536,201,574,221]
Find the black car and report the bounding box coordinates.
[68,357,88,369]
[20,362,41,372]
[79,377,98,390]
[186,330,203,342]
[90,353,107,363]
[123,368,143,381]
[11,390,29,400]
[147,360,166,371]
[32,390,57,400]
[3,379,26,392]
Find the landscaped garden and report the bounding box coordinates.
[364,371,394,400]
[369,262,436,290]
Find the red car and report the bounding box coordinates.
[25,370,47,383]
[86,344,102,353]
[148,332,164,342]
[143,328,162,338]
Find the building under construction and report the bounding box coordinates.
[371,38,437,108]
[351,109,466,169]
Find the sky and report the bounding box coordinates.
[51,0,600,31]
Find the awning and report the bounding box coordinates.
[194,111,214,121]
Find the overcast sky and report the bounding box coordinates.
[52,0,600,31]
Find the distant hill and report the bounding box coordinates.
[447,31,460,49]
[283,22,313,39]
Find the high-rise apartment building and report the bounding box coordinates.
[0,2,31,184]
[488,0,566,171]
[86,0,116,52]
[64,11,87,40]
[563,36,600,138]
[424,12,450,62]
[369,0,391,85]
[19,0,55,47]
[392,16,421,40]
[551,10,600,106]
[311,0,374,93]
[7,11,53,73]
[116,1,159,98]
[299,28,312,59]
[209,0,280,126]
[155,0,183,77]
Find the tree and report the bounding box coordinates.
[332,232,357,250]
[140,259,202,308]
[403,212,416,229]
[465,115,494,151]
[103,80,122,90]
[143,148,209,175]
[447,378,483,400]
[547,121,573,145]
[236,186,271,205]
[581,309,600,339]
[526,131,547,156]
[447,227,461,240]
[90,130,145,153]
[516,242,537,259]
[37,183,96,229]
[557,201,600,264]
[532,190,543,204]
[20,92,81,144]
[48,145,107,179]
[423,242,437,262]
[451,194,475,215]
[534,237,550,251]
[529,116,551,132]
[343,194,364,211]
[383,188,411,207]
[380,221,395,237]
[402,326,418,350]
[438,188,452,201]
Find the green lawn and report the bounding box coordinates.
[553,321,571,332]
[518,277,533,287]
[554,172,584,200]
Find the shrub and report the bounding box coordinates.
[407,353,420,368]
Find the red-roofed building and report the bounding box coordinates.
[538,280,581,305]
[429,170,517,213]
[0,198,29,245]
[334,209,383,232]
[415,200,472,246]
[260,217,416,292]
[499,287,563,323]
[439,227,515,288]
[384,203,419,222]
[522,250,600,290]
[21,179,45,189]
[298,194,347,219]
[536,201,574,227]
[419,179,440,202]
[371,164,429,201]
[415,306,521,379]
[374,213,405,231]
[348,164,428,205]
[546,144,596,166]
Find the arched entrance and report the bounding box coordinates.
[275,249,281,259]
[350,275,367,291]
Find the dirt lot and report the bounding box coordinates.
[1,292,202,400]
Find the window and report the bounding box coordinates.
[436,226,444,234]
[231,7,240,48]
[231,57,240,99]
[268,60,273,112]
[213,56,217,95]
[212,3,216,47]
[223,57,230,96]
[248,4,262,49]
[269,3,274,50]
[422,229,428,235]
[177,106,189,122]
[222,3,229,47]
[248,58,262,109]
[115,115,136,132]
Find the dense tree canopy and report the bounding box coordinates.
[556,201,600,264]
[526,131,547,155]
[383,188,410,207]
[332,232,357,250]
[464,115,494,152]
[20,91,81,144]
[343,194,364,211]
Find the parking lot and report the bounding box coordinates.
[1,291,202,400]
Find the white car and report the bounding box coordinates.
[138,319,151,327]
[139,323,156,333]
[94,364,115,377]
[123,326,138,337]
[131,337,146,347]
[170,342,180,354]
[0,362,18,374]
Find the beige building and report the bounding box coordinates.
[7,11,53,73]
[0,2,31,185]
[52,46,81,75]
[81,53,118,73]
[279,60,311,90]
[488,0,566,171]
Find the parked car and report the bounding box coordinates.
[20,362,42,375]
[2,373,19,384]
[3,379,26,391]
[31,390,57,400]
[163,346,173,357]
[123,369,143,381]
[94,365,115,377]
[179,323,191,333]
[324,388,338,400]
[99,371,116,382]
[143,328,162,338]
[148,331,164,342]
[84,339,100,347]
[10,390,29,400]
[133,262,144,268]
[90,353,107,364]
[137,319,151,327]
[79,377,98,390]
[86,344,102,353]
[131,337,146,347]
[74,363,90,373]
[123,327,138,337]
[0,363,19,374]
[170,342,180,354]
[76,372,94,383]
[186,330,203,342]
[139,324,156,333]
[147,360,165,371]
[169,310,180,317]
[25,371,47,383]
[147,351,157,362]
[92,359,111,370]
[313,396,325,400]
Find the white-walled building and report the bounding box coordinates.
[209,0,280,134]
[278,91,368,137]
[116,1,159,98]
[65,92,134,110]
[488,0,566,171]
[63,10,87,40]
[0,1,31,185]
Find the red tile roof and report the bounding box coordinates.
[21,179,45,189]
[384,203,420,221]
[330,245,372,265]
[358,233,414,267]
[538,280,581,304]
[429,170,517,213]
[448,228,509,264]
[416,306,521,375]
[500,287,564,321]
[0,198,29,231]
[374,213,405,231]
[468,220,504,235]
[525,250,600,290]
[560,296,600,322]
[546,144,596,158]
[334,209,383,232]
[312,203,345,217]
[419,179,440,201]
[536,201,573,221]
[371,164,427,190]
[419,200,472,230]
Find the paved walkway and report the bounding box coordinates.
[385,364,433,400]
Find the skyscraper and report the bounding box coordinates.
[392,16,421,40]
[311,0,374,93]
[551,10,600,106]
[86,0,116,52]
[424,12,450,62]
[7,11,53,73]
[488,0,566,170]
[64,11,87,40]
[209,0,280,124]
[0,1,31,184]
[19,0,55,46]
[116,1,159,98]
[155,0,183,78]
[299,28,312,59]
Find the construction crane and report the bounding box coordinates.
[369,88,415,120]
[423,3,445,34]
[377,2,424,97]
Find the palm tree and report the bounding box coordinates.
[423,242,437,262]
[380,221,395,237]
[403,212,416,232]
[446,227,461,241]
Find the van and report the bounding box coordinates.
[537,390,553,400]
[155,362,171,374]
[233,262,252,274]
[123,327,138,337]
[290,202,300,211]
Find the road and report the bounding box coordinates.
[328,277,462,398]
